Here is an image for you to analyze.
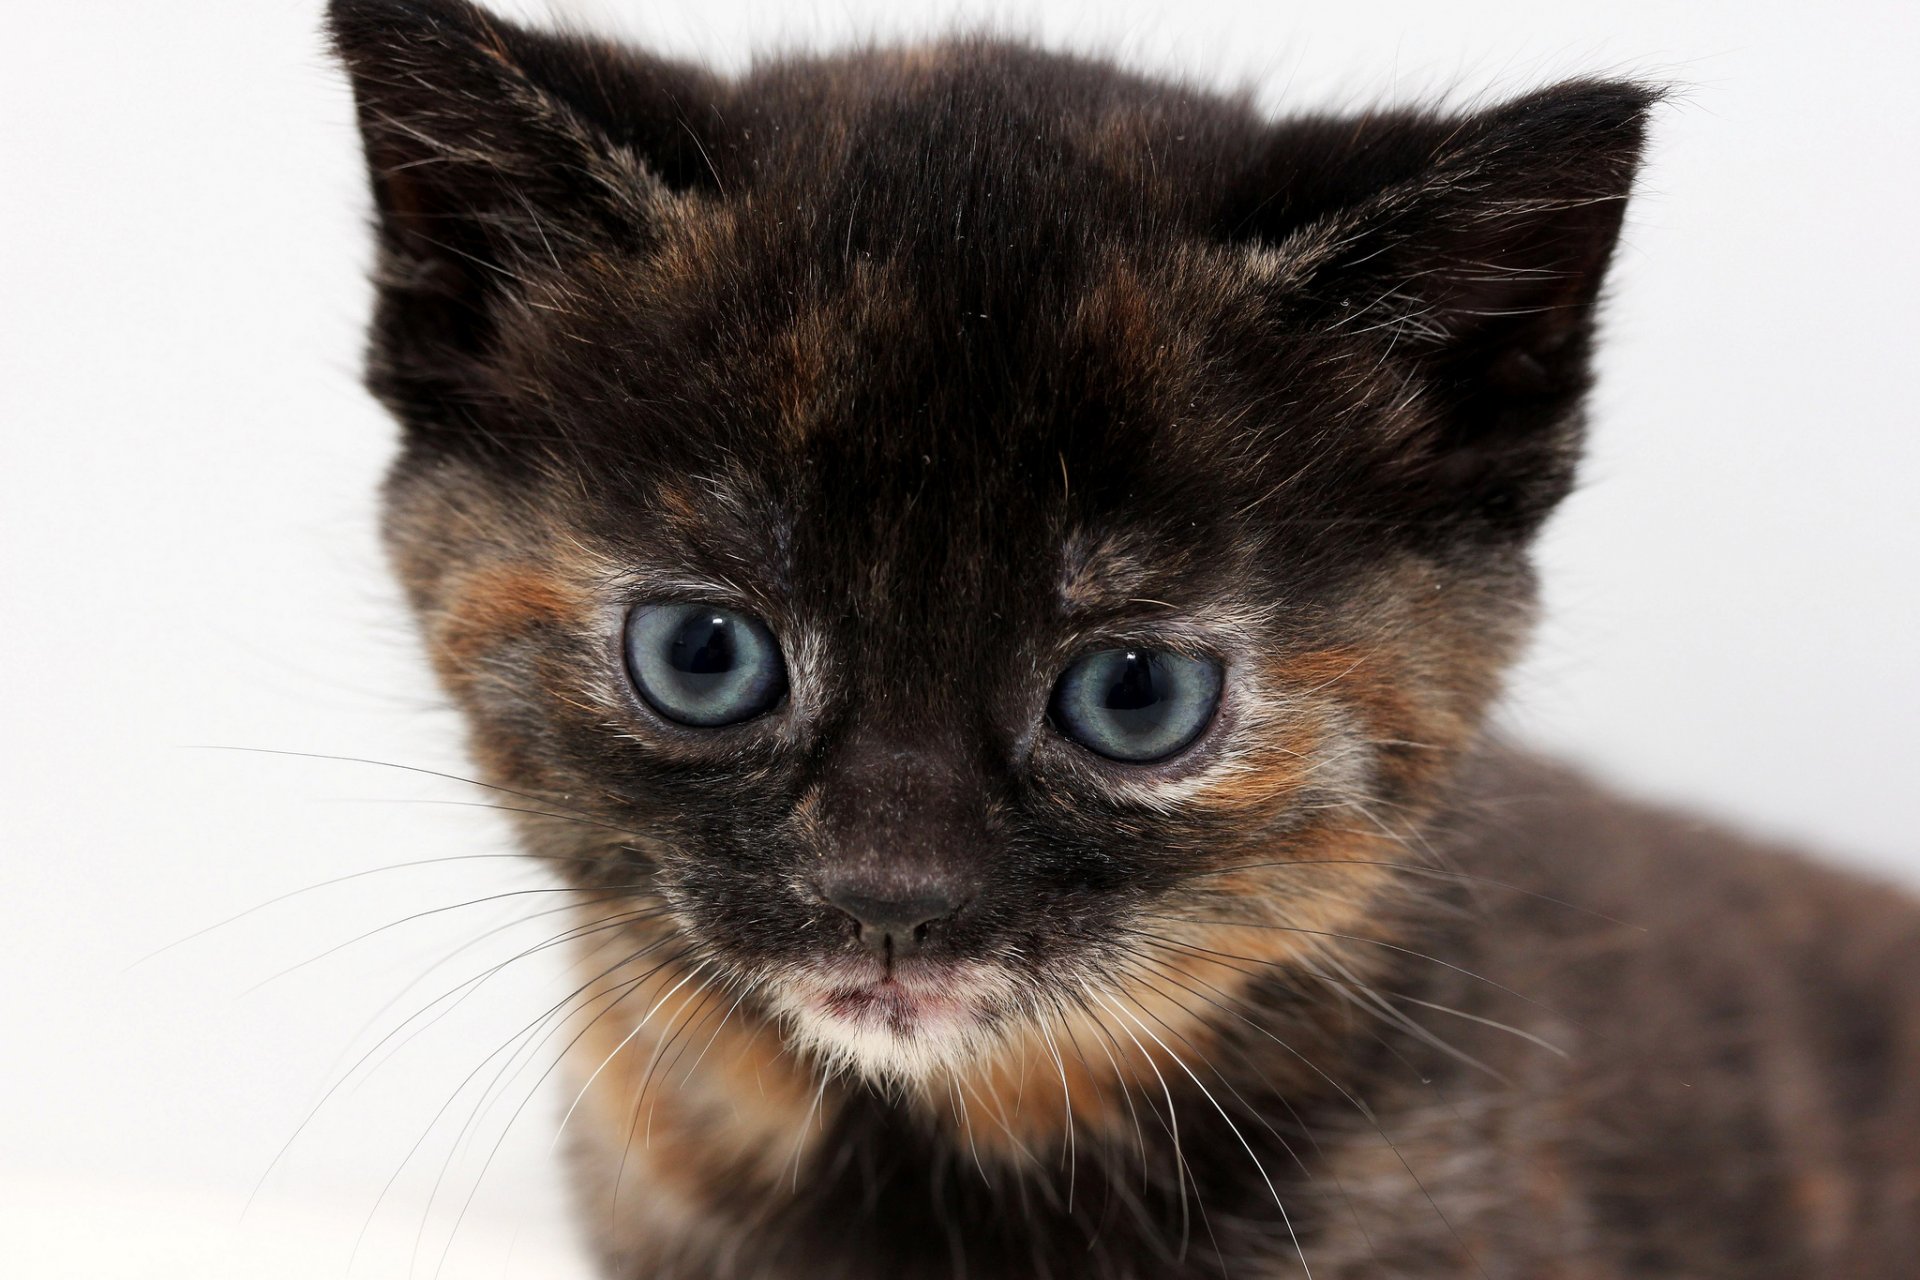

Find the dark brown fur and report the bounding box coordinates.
[327,2,1920,1276]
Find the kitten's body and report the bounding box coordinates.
[327,3,1920,1276]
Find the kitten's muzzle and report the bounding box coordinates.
[821,882,969,960]
[811,731,988,961]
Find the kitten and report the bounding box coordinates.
[328,1,1920,1276]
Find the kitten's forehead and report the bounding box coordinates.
[575,208,1270,575]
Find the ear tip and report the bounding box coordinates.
[1565,78,1667,139]
[325,0,495,56]
[1498,78,1667,150]
[326,0,486,21]
[1441,78,1664,194]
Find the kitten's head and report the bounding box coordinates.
[333,0,1651,1087]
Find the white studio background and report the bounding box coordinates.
[2,1,1915,1276]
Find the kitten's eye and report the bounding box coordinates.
[623,603,788,727]
[1049,648,1222,763]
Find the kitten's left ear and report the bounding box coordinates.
[1236,81,1660,527]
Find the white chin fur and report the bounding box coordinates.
[770,961,1019,1086]
[786,1007,991,1083]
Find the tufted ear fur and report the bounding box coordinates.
[1229,82,1659,531]
[327,0,722,432]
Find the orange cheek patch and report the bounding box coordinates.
[1271,645,1419,740]
[928,1024,1152,1172]
[1188,644,1422,797]
[1179,651,1349,820]
[1250,640,1481,805]
[940,919,1362,1169]
[427,561,591,685]
[1173,643,1437,948]
[1146,876,1393,985]
[1186,732,1320,817]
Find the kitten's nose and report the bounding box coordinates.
[821,883,967,959]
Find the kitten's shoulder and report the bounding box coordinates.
[1446,743,1920,955]
[1432,741,1920,1136]
[1339,746,1920,1273]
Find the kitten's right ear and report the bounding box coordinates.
[327,0,720,424]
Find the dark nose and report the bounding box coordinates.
[821,884,967,959]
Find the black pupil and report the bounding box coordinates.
[1103,651,1161,712]
[1098,650,1180,740]
[668,614,737,693]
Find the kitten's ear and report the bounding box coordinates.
[327,0,719,421]
[1236,81,1659,528]
[327,0,722,252]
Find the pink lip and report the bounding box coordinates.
[817,976,966,1034]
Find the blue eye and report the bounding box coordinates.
[623,603,788,727]
[1050,648,1222,763]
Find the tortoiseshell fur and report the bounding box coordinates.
[329,2,1920,1275]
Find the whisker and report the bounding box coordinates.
[608,951,723,1215]
[635,966,730,1147]
[248,905,657,1223]
[673,977,758,1094]
[1092,985,1271,1276]
[1119,941,1487,1279]
[183,743,630,822]
[407,943,702,1280]
[320,793,653,840]
[1133,929,1511,1082]
[1050,990,1154,1216]
[335,897,665,1086]
[339,938,688,1272]
[1031,1017,1078,1212]
[1079,983,1202,1263]
[130,852,591,969]
[242,885,605,995]
[1180,857,1642,930]
[1134,911,1585,1029]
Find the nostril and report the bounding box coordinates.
[819,882,969,958]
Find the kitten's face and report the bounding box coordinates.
[340,1,1647,1086]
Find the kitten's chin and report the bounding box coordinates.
[775,958,1015,1084]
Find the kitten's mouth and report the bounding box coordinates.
[817,972,971,1036]
[779,958,1012,1079]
